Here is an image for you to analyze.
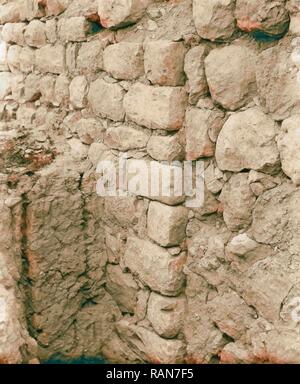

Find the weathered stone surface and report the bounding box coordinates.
[256,40,300,120]
[278,115,300,185]
[147,293,186,338]
[184,45,209,104]
[105,125,150,151]
[147,134,183,162]
[193,0,236,41]
[235,0,290,35]
[117,319,185,363]
[76,118,104,145]
[58,16,89,42]
[24,20,47,48]
[0,3,20,24]
[227,233,258,257]
[2,23,26,45]
[208,290,256,339]
[122,237,186,296]
[98,0,150,29]
[103,42,144,80]
[185,107,224,160]
[125,159,186,206]
[7,45,21,73]
[220,173,256,231]
[124,83,187,130]
[69,76,88,109]
[216,108,280,173]
[77,40,105,74]
[19,0,45,21]
[45,19,57,43]
[35,45,65,74]
[204,162,225,194]
[44,0,70,17]
[147,201,188,247]
[54,74,69,106]
[205,45,257,110]
[106,264,138,313]
[0,72,12,100]
[19,47,35,73]
[88,79,125,121]
[144,40,187,86]
[0,41,9,72]
[39,75,55,104]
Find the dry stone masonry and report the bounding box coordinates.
[1,0,300,364]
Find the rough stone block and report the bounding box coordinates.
[147,201,188,247]
[103,42,144,80]
[105,125,150,151]
[193,0,236,41]
[147,134,183,162]
[147,293,186,338]
[19,47,35,73]
[124,83,187,130]
[24,20,47,48]
[216,108,280,173]
[88,79,125,121]
[278,115,300,185]
[0,3,20,24]
[69,76,88,109]
[184,45,209,104]
[205,45,257,110]
[144,40,187,86]
[235,0,289,35]
[77,40,105,74]
[220,173,256,231]
[2,23,26,46]
[122,237,186,296]
[35,45,65,74]
[98,0,151,29]
[106,264,138,313]
[58,16,89,42]
[185,107,224,160]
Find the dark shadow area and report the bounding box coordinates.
[43,356,107,365]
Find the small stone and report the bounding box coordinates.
[227,233,259,256]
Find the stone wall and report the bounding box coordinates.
[1,0,300,363]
